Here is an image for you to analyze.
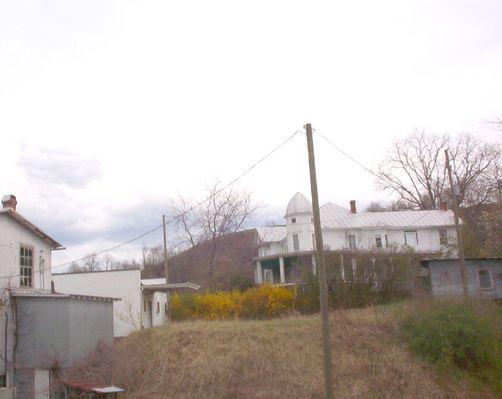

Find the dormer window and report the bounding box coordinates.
[291,218,296,224]
[20,246,33,287]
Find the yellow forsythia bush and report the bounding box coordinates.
[193,290,242,320]
[170,285,294,321]
[242,284,294,319]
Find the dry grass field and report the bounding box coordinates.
[76,304,497,399]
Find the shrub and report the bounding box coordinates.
[241,285,294,319]
[193,290,242,320]
[170,292,196,320]
[400,300,502,393]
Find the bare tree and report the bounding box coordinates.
[376,130,501,209]
[365,201,387,212]
[173,181,258,288]
[102,255,116,271]
[83,253,100,271]
[69,262,82,273]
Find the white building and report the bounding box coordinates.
[255,192,457,285]
[53,272,200,337]
[0,195,115,398]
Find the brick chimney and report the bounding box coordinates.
[439,201,448,211]
[350,200,357,214]
[2,195,17,211]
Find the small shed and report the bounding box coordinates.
[59,378,124,398]
[421,257,502,299]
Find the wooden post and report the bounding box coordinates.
[444,150,469,298]
[162,215,169,283]
[305,123,334,399]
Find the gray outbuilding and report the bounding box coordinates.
[421,258,502,299]
[10,289,116,399]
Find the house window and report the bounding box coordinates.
[0,374,5,388]
[375,235,382,248]
[19,246,33,287]
[404,231,418,247]
[348,234,356,250]
[478,269,493,289]
[156,302,160,314]
[164,302,168,315]
[385,234,389,247]
[293,234,299,251]
[439,229,448,245]
[291,217,296,224]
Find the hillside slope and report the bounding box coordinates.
[142,229,258,290]
[74,307,495,399]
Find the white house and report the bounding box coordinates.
[255,192,458,285]
[0,195,116,399]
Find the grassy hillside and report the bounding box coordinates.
[75,304,497,399]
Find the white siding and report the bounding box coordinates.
[0,214,52,290]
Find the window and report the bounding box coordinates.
[291,217,296,224]
[156,302,160,314]
[0,374,5,388]
[293,234,299,251]
[478,269,493,289]
[348,234,356,250]
[375,234,382,248]
[404,231,418,247]
[385,234,389,247]
[439,229,448,245]
[164,302,169,315]
[19,246,33,287]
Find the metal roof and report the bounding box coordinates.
[0,208,63,249]
[9,288,120,301]
[420,257,502,267]
[285,192,312,216]
[320,205,456,229]
[255,226,287,243]
[61,378,124,393]
[141,282,201,292]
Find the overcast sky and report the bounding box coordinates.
[1,0,501,268]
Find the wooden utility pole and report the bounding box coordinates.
[162,214,169,284]
[444,150,469,298]
[305,123,334,399]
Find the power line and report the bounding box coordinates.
[313,128,380,179]
[0,129,301,281]
[313,128,441,227]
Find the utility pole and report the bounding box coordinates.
[444,149,469,298]
[305,123,334,399]
[162,214,169,284]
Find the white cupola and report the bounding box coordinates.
[285,192,315,252]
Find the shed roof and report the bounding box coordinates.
[420,257,502,267]
[9,288,120,301]
[60,378,124,393]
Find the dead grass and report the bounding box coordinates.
[74,304,497,399]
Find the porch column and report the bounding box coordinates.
[256,261,263,284]
[279,257,286,284]
[312,255,317,276]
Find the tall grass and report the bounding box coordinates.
[400,300,502,394]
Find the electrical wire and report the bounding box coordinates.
[0,129,301,281]
[313,128,381,179]
[313,128,442,227]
